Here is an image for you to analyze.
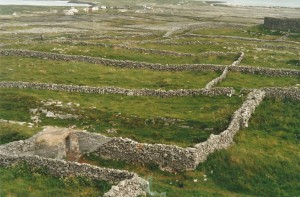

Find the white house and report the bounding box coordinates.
[91,6,99,11]
[69,7,78,13]
[63,10,75,16]
[100,5,107,9]
[83,7,89,12]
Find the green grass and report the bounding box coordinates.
[81,98,300,197]
[139,42,231,54]
[6,42,233,65]
[0,122,41,145]
[219,72,300,91]
[0,89,242,146]
[241,50,300,70]
[191,26,282,40]
[0,5,59,15]
[0,164,111,197]
[0,56,219,89]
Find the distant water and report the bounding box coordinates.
[0,0,90,7]
[209,0,300,8]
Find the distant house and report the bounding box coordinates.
[100,5,107,9]
[70,7,78,13]
[63,10,75,16]
[12,12,17,16]
[91,6,99,11]
[63,7,78,16]
[83,7,89,12]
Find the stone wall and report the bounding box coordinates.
[0,81,235,97]
[140,40,300,51]
[84,90,266,171]
[205,67,229,89]
[0,49,298,77]
[194,89,265,162]
[242,87,300,101]
[97,138,198,172]
[0,153,149,196]
[54,41,195,57]
[228,65,299,77]
[182,34,300,44]
[0,49,224,72]
[264,17,300,33]
[1,88,298,173]
[205,52,244,89]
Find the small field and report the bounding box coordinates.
[80,98,300,197]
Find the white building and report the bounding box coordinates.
[69,7,78,13]
[63,10,75,16]
[83,7,89,12]
[91,6,99,11]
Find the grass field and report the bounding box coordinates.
[0,164,111,197]
[0,123,40,145]
[81,98,300,197]
[5,42,237,65]
[219,72,300,91]
[0,56,220,90]
[0,89,242,146]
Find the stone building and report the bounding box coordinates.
[264,17,300,32]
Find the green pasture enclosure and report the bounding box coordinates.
[218,72,300,91]
[0,89,242,146]
[82,98,300,197]
[0,56,220,90]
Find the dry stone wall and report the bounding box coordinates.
[242,87,300,101]
[205,67,229,89]
[0,88,264,173]
[0,49,298,77]
[54,40,195,57]
[97,138,199,172]
[264,17,300,33]
[227,65,299,77]
[141,40,300,51]
[194,89,265,162]
[0,153,149,197]
[0,49,224,72]
[0,81,235,97]
[183,34,300,45]
[205,52,245,89]
[1,88,298,173]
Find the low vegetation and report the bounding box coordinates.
[0,56,219,89]
[0,164,111,197]
[219,72,300,91]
